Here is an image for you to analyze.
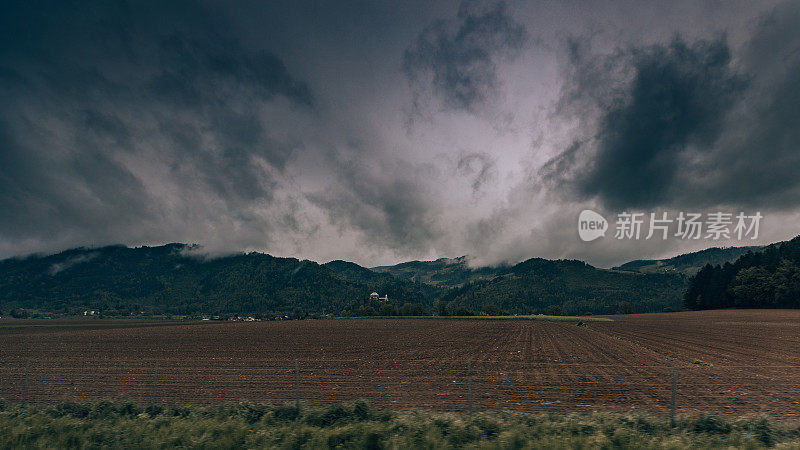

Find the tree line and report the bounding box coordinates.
[684,236,800,309]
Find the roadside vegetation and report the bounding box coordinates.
[0,399,795,449]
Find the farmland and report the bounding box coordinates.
[1,310,799,419]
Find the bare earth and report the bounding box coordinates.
[2,310,799,418]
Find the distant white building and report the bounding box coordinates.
[369,292,388,302]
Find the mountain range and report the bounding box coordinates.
[0,241,780,318]
[613,245,764,276]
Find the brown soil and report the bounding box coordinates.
[1,309,798,418]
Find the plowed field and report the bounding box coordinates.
[2,310,799,418]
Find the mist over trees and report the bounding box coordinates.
[0,244,689,318]
[12,238,799,318]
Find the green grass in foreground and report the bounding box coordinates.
[340,315,613,322]
[0,399,793,449]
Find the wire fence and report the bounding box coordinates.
[2,358,799,419]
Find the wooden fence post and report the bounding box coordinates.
[294,359,300,409]
[670,367,678,427]
[467,360,473,414]
[22,360,29,405]
[151,361,159,406]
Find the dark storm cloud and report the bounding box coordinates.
[0,0,313,246]
[542,36,747,209]
[403,1,527,113]
[543,0,800,211]
[698,1,800,208]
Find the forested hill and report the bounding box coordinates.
[0,244,433,317]
[371,256,503,288]
[0,244,691,318]
[437,258,687,315]
[322,260,440,301]
[684,235,800,310]
[615,245,765,276]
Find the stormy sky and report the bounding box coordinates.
[2,0,799,268]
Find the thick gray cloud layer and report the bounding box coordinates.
[0,0,798,267]
[543,37,746,209]
[403,1,527,113]
[543,1,800,213]
[0,1,313,247]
